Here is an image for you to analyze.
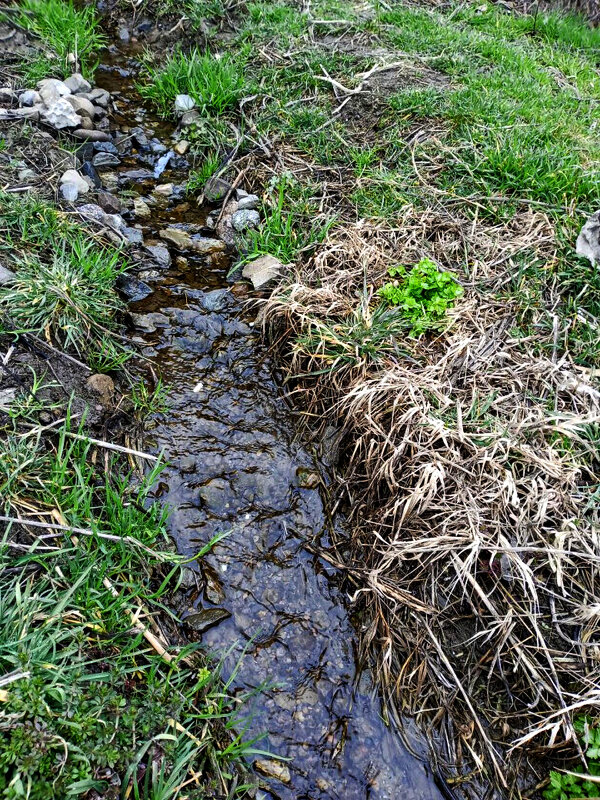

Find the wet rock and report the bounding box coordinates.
[97,190,121,214]
[175,256,188,269]
[0,265,16,285]
[0,87,17,106]
[150,140,167,155]
[77,203,123,232]
[120,167,153,182]
[86,373,114,406]
[180,109,200,127]
[174,94,195,114]
[191,237,227,254]
[180,456,196,474]
[93,141,118,154]
[145,244,171,267]
[154,182,173,197]
[133,197,152,219]
[117,275,152,301]
[88,87,110,108]
[43,98,81,129]
[122,226,144,245]
[237,193,260,211]
[159,228,193,249]
[131,127,148,148]
[242,255,283,289]
[72,129,111,142]
[65,94,95,119]
[577,210,600,266]
[254,759,291,785]
[153,151,173,180]
[130,311,169,332]
[184,607,231,633]
[60,182,79,202]
[93,152,121,168]
[232,208,260,232]
[64,73,91,94]
[60,169,90,195]
[19,90,41,107]
[204,176,232,202]
[37,78,71,105]
[80,161,102,189]
[173,139,190,155]
[203,569,226,605]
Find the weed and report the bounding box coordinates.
[544,718,600,799]
[12,0,106,80]
[139,48,245,118]
[130,378,169,419]
[188,151,222,192]
[378,258,463,336]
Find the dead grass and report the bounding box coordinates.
[261,207,600,795]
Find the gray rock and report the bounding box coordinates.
[77,203,123,232]
[237,193,260,211]
[232,208,260,232]
[190,237,227,254]
[37,78,71,106]
[154,182,173,197]
[122,226,144,245]
[80,161,102,188]
[204,211,218,230]
[0,107,40,122]
[17,168,37,183]
[64,73,91,94]
[180,456,196,474]
[93,152,120,168]
[118,26,130,42]
[60,182,79,202]
[174,94,195,113]
[117,275,151,300]
[77,117,95,130]
[65,94,95,119]
[576,210,600,266]
[0,265,16,285]
[93,105,107,120]
[0,387,18,407]
[97,190,121,214]
[60,169,89,195]
[204,176,232,202]
[130,311,169,332]
[42,98,81,129]
[184,607,230,633]
[145,245,171,267]
[131,127,148,147]
[159,228,192,249]
[71,129,111,142]
[87,88,110,108]
[242,254,283,289]
[93,141,118,154]
[19,90,41,107]
[180,109,200,127]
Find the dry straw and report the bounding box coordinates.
[262,207,600,795]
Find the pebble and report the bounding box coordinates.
[86,373,114,406]
[0,388,18,406]
[133,197,151,219]
[60,182,79,202]
[97,190,121,214]
[130,312,169,332]
[204,176,232,202]
[174,94,195,113]
[173,139,190,155]
[232,208,260,232]
[77,203,123,232]
[254,759,291,785]
[60,169,90,195]
[65,94,95,118]
[237,193,260,211]
[87,88,110,108]
[0,107,40,122]
[93,152,121,168]
[72,129,111,142]
[118,26,130,42]
[122,226,144,245]
[117,275,152,301]
[242,254,283,289]
[64,73,92,94]
[19,90,40,107]
[184,608,231,633]
[159,227,192,249]
[154,182,173,197]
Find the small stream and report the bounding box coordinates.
[95,43,442,800]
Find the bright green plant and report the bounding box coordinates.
[544,718,600,799]
[377,257,463,336]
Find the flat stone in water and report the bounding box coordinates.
[184,607,231,633]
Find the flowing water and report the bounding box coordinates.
[95,43,442,800]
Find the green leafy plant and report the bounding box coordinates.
[377,257,463,336]
[544,719,600,799]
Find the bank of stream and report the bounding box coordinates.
[94,38,443,800]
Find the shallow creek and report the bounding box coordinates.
[95,44,442,800]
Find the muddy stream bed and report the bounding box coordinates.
[94,42,442,800]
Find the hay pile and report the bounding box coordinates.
[263,208,600,795]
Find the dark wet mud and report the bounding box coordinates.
[95,45,442,800]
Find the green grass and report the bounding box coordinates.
[11,0,106,81]
[0,407,257,799]
[0,192,129,368]
[139,48,245,118]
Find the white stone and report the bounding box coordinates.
[42,98,81,129]
[37,78,71,106]
[60,169,89,195]
[19,90,41,107]
[65,94,95,119]
[154,183,173,197]
[174,139,190,155]
[60,182,79,202]
[174,94,195,113]
[576,210,600,266]
[232,209,260,232]
[237,194,260,211]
